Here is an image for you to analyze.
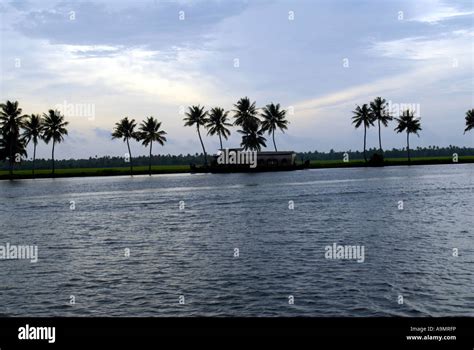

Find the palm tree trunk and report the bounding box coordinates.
[126,138,133,176]
[272,130,277,151]
[51,140,55,176]
[149,141,152,176]
[197,126,207,166]
[32,142,36,178]
[378,119,382,152]
[8,132,13,179]
[363,126,367,163]
[407,131,410,163]
[218,133,223,150]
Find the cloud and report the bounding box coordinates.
[94,127,111,140]
[368,30,473,60]
[292,66,436,115]
[293,27,473,117]
[13,0,249,50]
[409,2,473,23]
[2,0,473,158]
[2,38,222,106]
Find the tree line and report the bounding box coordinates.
[352,97,473,163]
[10,145,474,171]
[1,97,473,177]
[0,101,68,177]
[113,97,289,173]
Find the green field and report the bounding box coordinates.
[0,165,191,180]
[309,156,474,168]
[1,156,473,180]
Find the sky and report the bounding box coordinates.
[0,0,473,159]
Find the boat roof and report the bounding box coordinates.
[217,148,295,155]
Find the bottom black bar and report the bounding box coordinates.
[0,317,472,347]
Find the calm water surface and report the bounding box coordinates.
[0,164,473,316]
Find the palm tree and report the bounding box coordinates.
[351,104,375,163]
[233,97,260,131]
[260,103,289,151]
[22,114,43,177]
[206,107,232,150]
[394,109,422,162]
[0,101,27,177]
[112,117,138,175]
[238,123,267,151]
[184,105,209,166]
[42,110,69,176]
[137,117,167,176]
[369,97,392,152]
[0,133,27,177]
[464,109,474,134]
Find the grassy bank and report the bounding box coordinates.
[309,156,474,168]
[0,165,191,180]
[1,156,473,180]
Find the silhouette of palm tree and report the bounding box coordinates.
[394,109,422,163]
[464,109,474,134]
[261,103,288,151]
[137,116,167,176]
[42,110,68,176]
[22,114,43,177]
[207,107,232,150]
[370,97,392,152]
[112,117,138,176]
[351,104,374,163]
[233,97,260,131]
[233,97,262,152]
[184,105,209,166]
[238,124,267,151]
[0,100,27,177]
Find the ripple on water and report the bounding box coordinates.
[0,165,473,316]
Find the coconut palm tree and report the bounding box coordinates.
[394,109,422,162]
[233,97,260,131]
[464,109,474,134]
[112,117,138,175]
[369,97,392,152]
[206,107,232,150]
[22,114,43,177]
[184,105,209,166]
[233,97,261,152]
[0,136,6,163]
[260,103,289,151]
[137,116,167,176]
[0,132,27,178]
[351,104,375,163]
[0,100,27,177]
[42,110,69,176]
[238,123,267,151]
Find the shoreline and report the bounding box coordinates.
[1,156,473,180]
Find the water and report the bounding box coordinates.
[0,164,473,316]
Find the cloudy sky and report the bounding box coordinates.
[0,0,473,159]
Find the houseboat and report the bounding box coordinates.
[190,148,309,173]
